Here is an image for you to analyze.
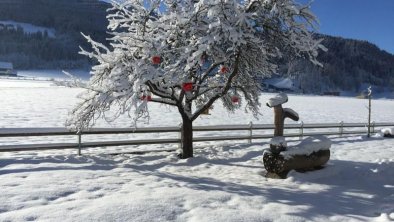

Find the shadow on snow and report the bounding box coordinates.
[0,135,393,219]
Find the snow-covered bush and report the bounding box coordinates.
[67,0,326,158]
[52,71,87,88]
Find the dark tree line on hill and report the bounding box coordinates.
[279,35,394,92]
[0,0,393,92]
[0,26,90,69]
[0,0,110,69]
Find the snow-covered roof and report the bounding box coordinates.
[0,62,13,69]
[264,77,294,89]
[267,92,288,107]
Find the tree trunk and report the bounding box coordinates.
[180,116,193,159]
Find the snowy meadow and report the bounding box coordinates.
[0,80,393,221]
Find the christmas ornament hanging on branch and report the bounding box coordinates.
[219,65,229,74]
[151,55,161,65]
[182,82,193,92]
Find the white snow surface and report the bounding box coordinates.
[0,79,55,88]
[266,92,288,107]
[18,69,90,80]
[0,79,394,221]
[280,136,331,159]
[0,20,56,38]
[269,136,287,147]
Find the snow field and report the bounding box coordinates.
[0,80,393,148]
[0,80,393,221]
[0,136,393,221]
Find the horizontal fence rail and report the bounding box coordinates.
[0,122,393,154]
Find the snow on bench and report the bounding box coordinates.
[280,135,332,159]
[381,128,394,137]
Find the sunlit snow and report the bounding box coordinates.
[0,79,393,222]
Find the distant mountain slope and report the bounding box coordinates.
[0,0,110,69]
[278,35,394,93]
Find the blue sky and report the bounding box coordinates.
[305,0,394,54]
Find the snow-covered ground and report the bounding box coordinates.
[0,79,393,221]
[18,70,90,80]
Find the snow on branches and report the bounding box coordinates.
[67,0,325,131]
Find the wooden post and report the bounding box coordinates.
[266,93,299,153]
[248,121,253,144]
[273,105,284,137]
[299,121,304,140]
[339,121,344,137]
[268,108,299,137]
[367,86,372,137]
[372,121,375,133]
[77,132,82,155]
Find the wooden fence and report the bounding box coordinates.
[0,122,393,154]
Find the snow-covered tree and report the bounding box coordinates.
[67,0,326,158]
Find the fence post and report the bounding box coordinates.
[339,121,344,137]
[77,132,82,155]
[372,121,375,133]
[367,86,372,137]
[299,121,304,140]
[248,121,253,144]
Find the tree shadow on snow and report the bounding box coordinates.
[0,135,393,219]
[0,154,121,175]
[127,158,393,220]
[116,137,394,220]
[283,159,394,219]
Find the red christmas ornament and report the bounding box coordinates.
[151,55,161,64]
[140,95,152,101]
[231,95,239,103]
[220,66,229,74]
[182,82,193,92]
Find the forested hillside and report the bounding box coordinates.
[0,0,393,92]
[280,35,394,93]
[0,0,110,69]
